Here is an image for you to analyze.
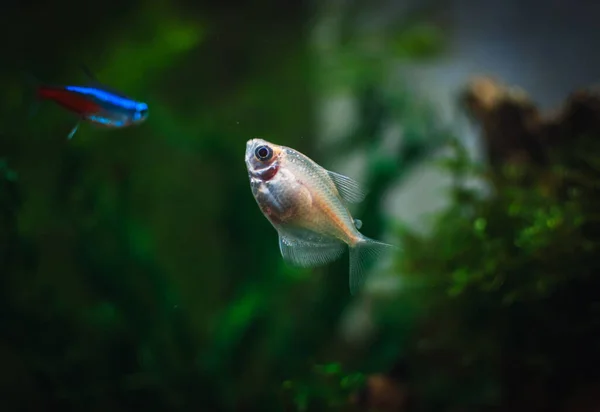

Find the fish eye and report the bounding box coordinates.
[139,108,148,117]
[255,145,273,161]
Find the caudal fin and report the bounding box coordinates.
[348,236,398,295]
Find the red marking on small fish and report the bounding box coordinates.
[38,87,101,115]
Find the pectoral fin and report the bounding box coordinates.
[67,121,80,139]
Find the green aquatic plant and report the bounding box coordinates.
[396,132,600,409]
[282,363,366,411]
[0,0,470,410]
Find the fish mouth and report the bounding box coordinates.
[245,139,257,170]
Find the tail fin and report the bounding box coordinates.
[348,236,398,295]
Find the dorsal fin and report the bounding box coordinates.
[80,64,131,98]
[327,170,367,204]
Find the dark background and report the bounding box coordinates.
[1,0,600,411]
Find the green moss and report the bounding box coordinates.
[397,136,600,408]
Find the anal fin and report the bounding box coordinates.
[278,234,345,268]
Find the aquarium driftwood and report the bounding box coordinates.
[372,75,600,412]
[285,75,600,412]
[461,75,600,170]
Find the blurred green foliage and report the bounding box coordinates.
[396,134,600,409]
[282,363,365,411]
[0,1,452,411]
[6,0,597,411]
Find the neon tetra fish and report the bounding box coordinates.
[245,138,396,295]
[33,67,148,139]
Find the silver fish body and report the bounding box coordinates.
[245,138,395,295]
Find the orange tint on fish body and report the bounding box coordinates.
[305,190,360,246]
[248,138,360,242]
[245,138,397,295]
[276,165,359,246]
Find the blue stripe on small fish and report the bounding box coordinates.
[65,86,147,112]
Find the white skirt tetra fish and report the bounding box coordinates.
[245,138,396,295]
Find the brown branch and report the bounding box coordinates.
[460,75,600,173]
